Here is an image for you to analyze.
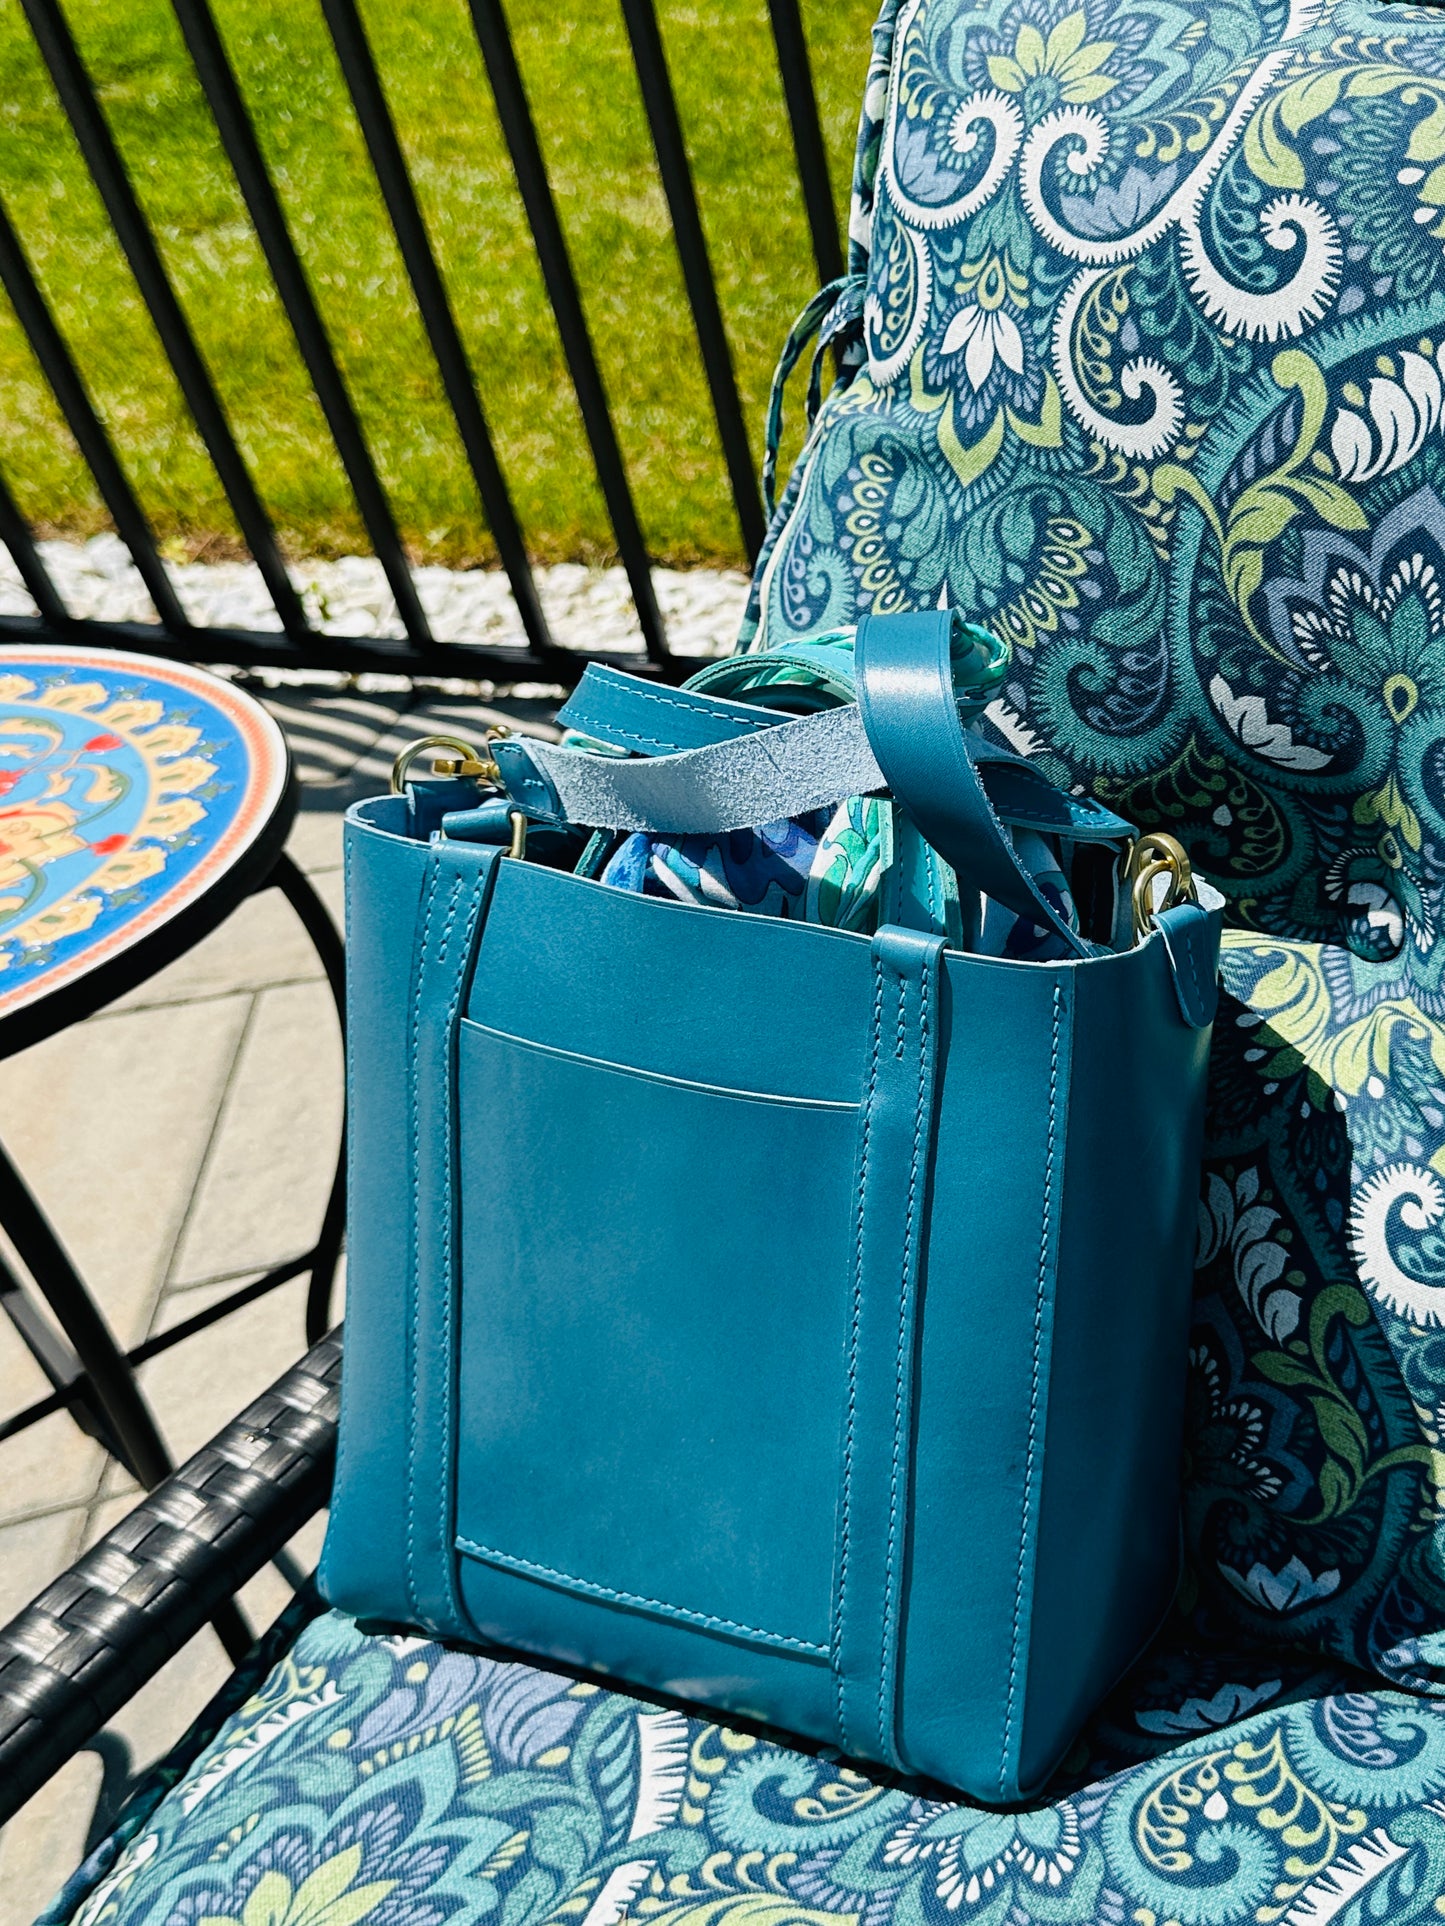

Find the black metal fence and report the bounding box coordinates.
[0,0,843,684]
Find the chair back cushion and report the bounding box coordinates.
[749,0,1445,1686]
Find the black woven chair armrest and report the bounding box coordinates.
[0,1329,341,1824]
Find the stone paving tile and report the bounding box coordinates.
[286,807,344,875]
[127,1275,314,1469]
[0,1509,84,1622]
[107,886,326,1012]
[308,863,345,933]
[0,1752,103,1926]
[169,983,344,1288]
[0,1311,105,1519]
[0,1403,102,1522]
[105,802,345,1018]
[0,996,251,1349]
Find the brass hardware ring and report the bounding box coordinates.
[390,731,508,794]
[1126,831,1197,942]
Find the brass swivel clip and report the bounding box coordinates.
[389,728,511,794]
[1125,832,1197,943]
[390,729,527,861]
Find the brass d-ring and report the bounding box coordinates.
[1126,832,1197,942]
[390,732,503,793]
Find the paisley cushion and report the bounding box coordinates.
[41,1606,1445,1926]
[746,0,1445,1682]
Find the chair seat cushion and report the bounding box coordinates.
[41,1607,1445,1926]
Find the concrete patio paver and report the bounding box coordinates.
[0,1510,85,1625]
[0,996,254,1348]
[170,982,343,1287]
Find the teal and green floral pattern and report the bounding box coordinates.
[748,0,1445,1686]
[46,1610,1445,1926]
[751,0,1445,968]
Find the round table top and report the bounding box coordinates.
[0,646,293,1055]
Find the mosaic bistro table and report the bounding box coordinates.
[0,648,343,1655]
[0,647,292,1051]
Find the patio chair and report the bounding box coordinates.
[11,0,1445,1918]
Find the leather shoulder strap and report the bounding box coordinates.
[557,664,788,756]
[855,613,1089,959]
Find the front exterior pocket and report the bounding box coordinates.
[454,1018,860,1659]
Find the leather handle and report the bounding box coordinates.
[855,612,1090,960]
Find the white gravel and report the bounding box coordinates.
[0,534,750,667]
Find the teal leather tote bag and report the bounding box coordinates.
[321,610,1222,1804]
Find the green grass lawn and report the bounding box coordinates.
[0,0,876,570]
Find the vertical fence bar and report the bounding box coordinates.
[316,0,560,667]
[0,194,191,635]
[466,0,669,667]
[618,0,765,567]
[0,463,72,633]
[168,0,435,652]
[21,0,312,649]
[767,0,843,289]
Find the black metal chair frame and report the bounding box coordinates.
[0,1331,342,1825]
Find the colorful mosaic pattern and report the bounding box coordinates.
[0,650,288,1030]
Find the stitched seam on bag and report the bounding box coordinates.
[405,859,446,1621]
[836,963,884,1750]
[1169,917,1207,1022]
[437,870,489,1629]
[879,956,929,1756]
[608,684,760,729]
[589,725,699,752]
[330,830,355,1548]
[455,1537,828,1655]
[1002,982,1061,1797]
[463,1020,858,1110]
[569,713,754,753]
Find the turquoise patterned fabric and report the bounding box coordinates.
[598,802,889,930]
[589,623,1007,941]
[748,0,1445,1691]
[43,1607,1445,1926]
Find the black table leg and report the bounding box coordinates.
[0,1248,122,1456]
[0,1139,172,1489]
[269,851,346,1344]
[0,1141,254,1663]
